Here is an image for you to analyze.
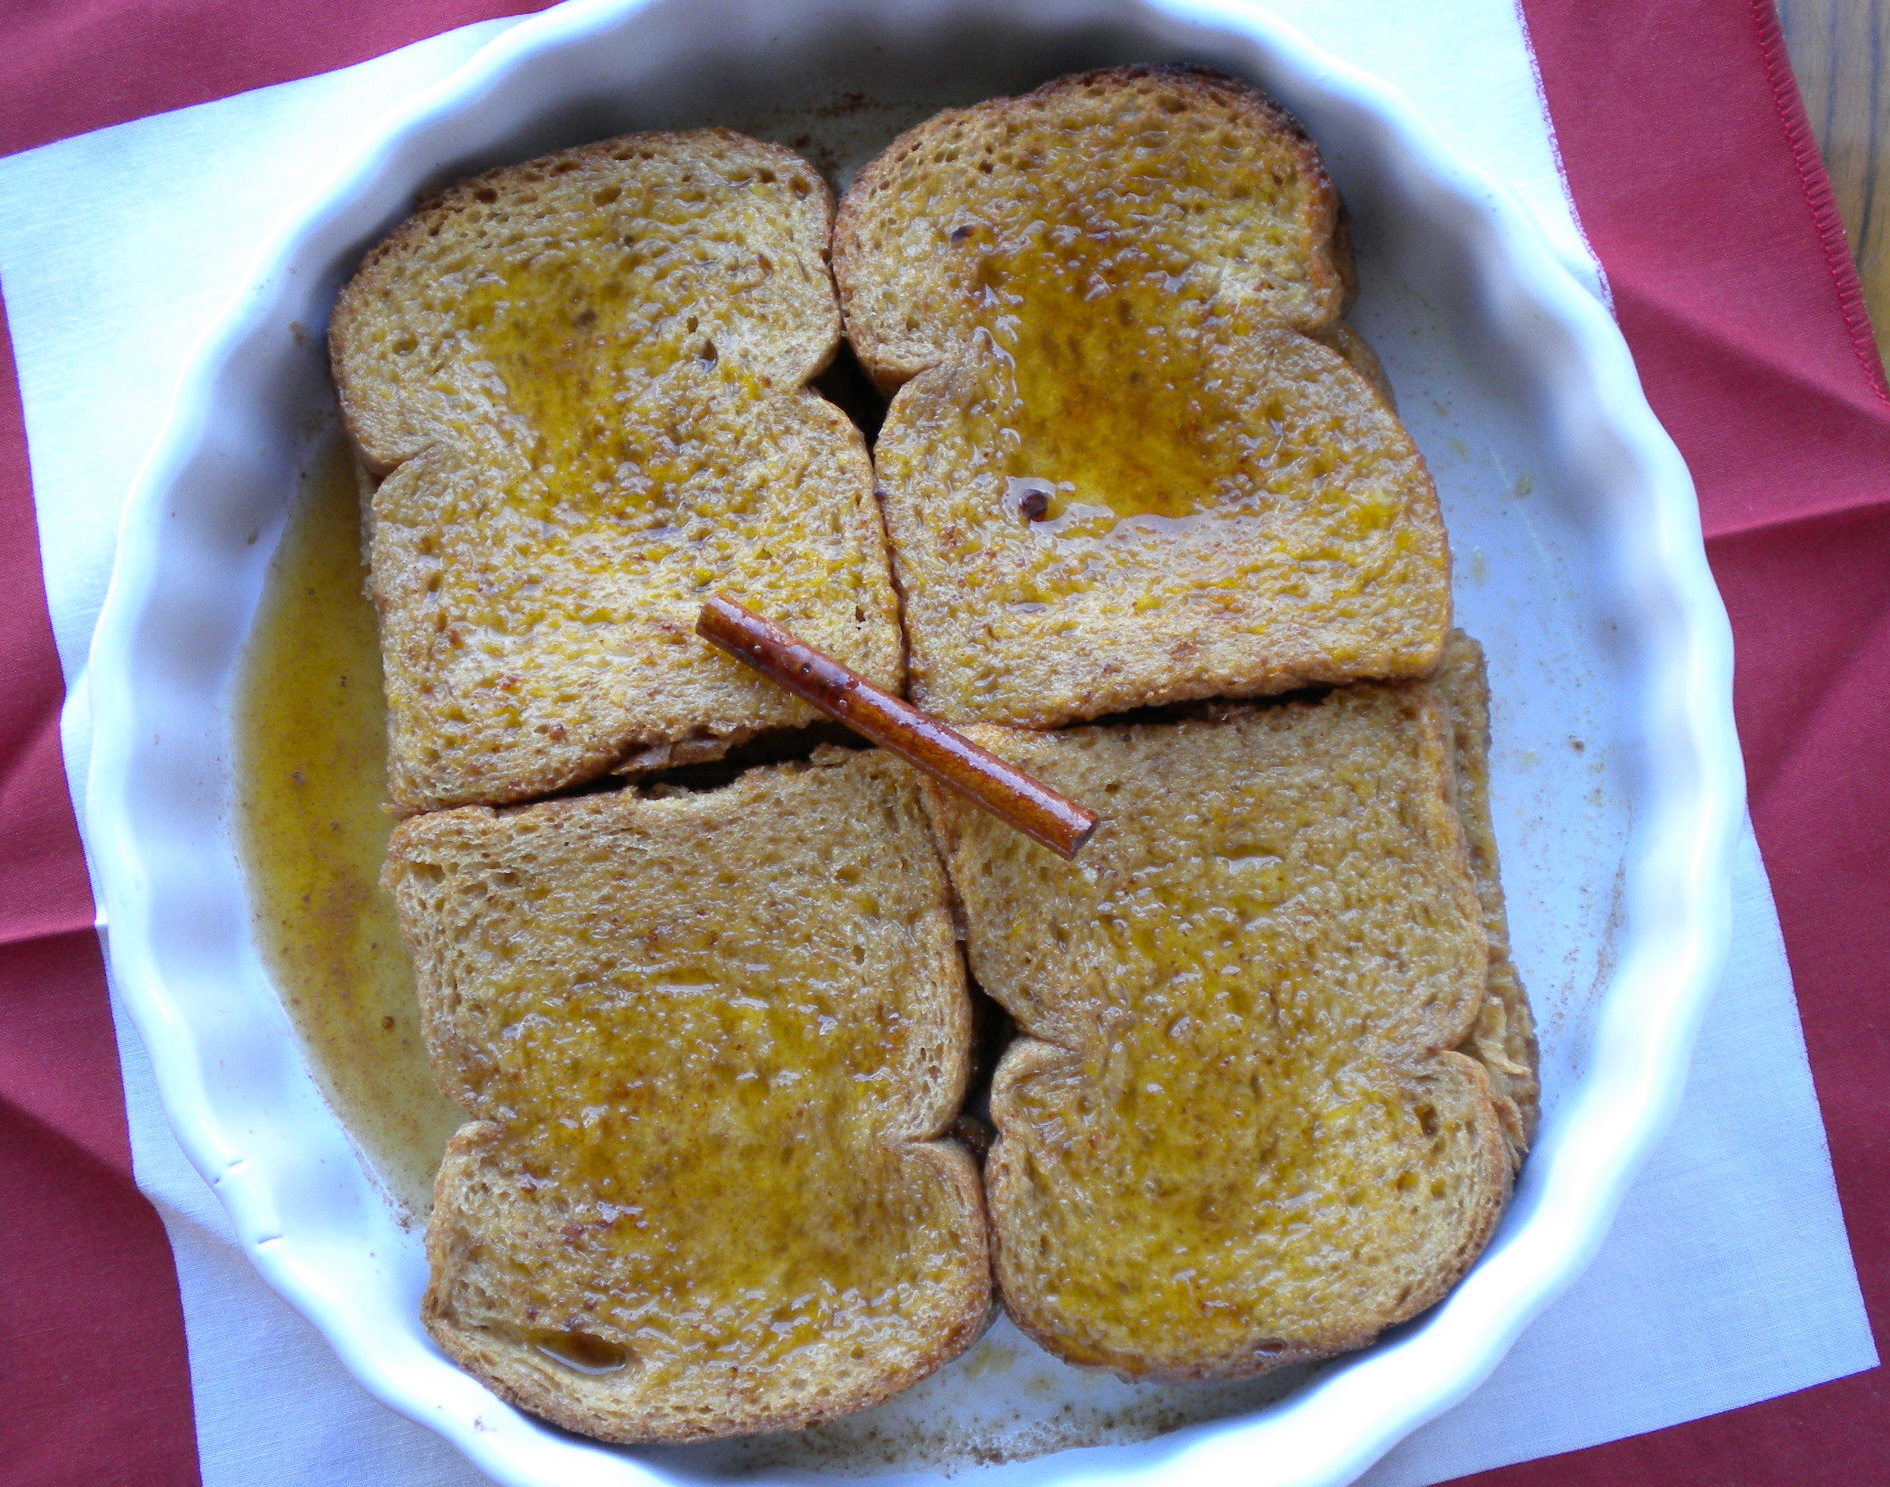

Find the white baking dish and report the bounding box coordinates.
[82,0,1743,1483]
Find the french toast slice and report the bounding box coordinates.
[384,749,990,1442]
[835,66,1351,388]
[923,685,1513,1378]
[833,67,1449,727]
[332,132,902,813]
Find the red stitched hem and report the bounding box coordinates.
[1509,0,1616,313]
[1749,0,1890,407]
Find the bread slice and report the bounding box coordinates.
[1434,633,1540,1158]
[332,132,902,813]
[923,686,1512,1378]
[383,749,990,1442]
[835,66,1352,389]
[832,67,1450,728]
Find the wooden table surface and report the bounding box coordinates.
[1779,0,1890,369]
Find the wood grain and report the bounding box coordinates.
[1778,0,1890,368]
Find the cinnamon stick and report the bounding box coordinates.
[696,596,1099,859]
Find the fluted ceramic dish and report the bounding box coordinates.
[83,0,1743,1483]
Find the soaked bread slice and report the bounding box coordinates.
[923,685,1513,1378]
[867,322,1445,727]
[384,749,990,1442]
[332,132,902,813]
[833,67,1449,727]
[835,66,1352,388]
[1435,633,1540,1158]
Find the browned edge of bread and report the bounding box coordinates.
[1434,632,1541,1159]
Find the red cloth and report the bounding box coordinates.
[0,302,200,1483]
[0,2,1882,1483]
[0,0,546,159]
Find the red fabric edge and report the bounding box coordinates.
[0,290,202,1483]
[0,1,554,159]
[1747,0,1890,405]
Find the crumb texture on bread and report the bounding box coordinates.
[833,67,1449,727]
[925,690,1510,1378]
[332,132,902,813]
[1433,633,1540,1158]
[872,325,1448,725]
[384,749,989,1442]
[835,66,1348,384]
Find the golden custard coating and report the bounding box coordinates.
[384,750,989,1442]
[874,318,1447,725]
[332,132,902,813]
[924,689,1511,1378]
[836,66,1350,384]
[834,66,1449,727]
